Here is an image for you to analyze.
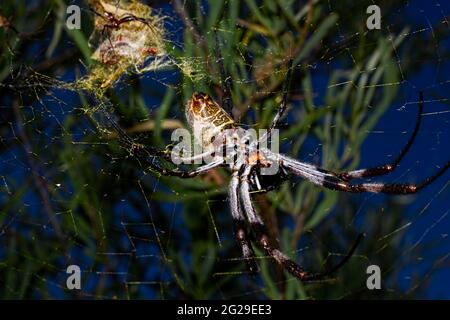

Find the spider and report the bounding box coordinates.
[104,52,450,282]
[91,7,155,38]
[90,6,157,65]
[0,15,19,34]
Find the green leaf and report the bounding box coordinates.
[305,190,338,229]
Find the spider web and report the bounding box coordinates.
[0,0,449,299]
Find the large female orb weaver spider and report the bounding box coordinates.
[106,57,450,281]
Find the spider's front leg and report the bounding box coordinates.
[154,158,224,178]
[102,106,226,178]
[229,169,258,274]
[136,142,225,178]
[278,153,450,194]
[213,31,233,116]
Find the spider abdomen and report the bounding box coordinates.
[186,92,235,150]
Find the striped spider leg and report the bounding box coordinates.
[263,92,450,195]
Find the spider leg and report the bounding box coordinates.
[101,106,167,157]
[229,169,259,274]
[126,137,224,178]
[100,24,116,54]
[155,159,224,178]
[240,165,311,280]
[89,8,105,20]
[257,58,294,146]
[89,8,114,47]
[126,139,223,178]
[241,163,364,280]
[115,14,153,33]
[339,91,425,181]
[302,232,364,281]
[269,58,294,132]
[278,153,450,194]
[171,149,220,164]
[214,31,233,116]
[100,104,224,177]
[127,139,224,178]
